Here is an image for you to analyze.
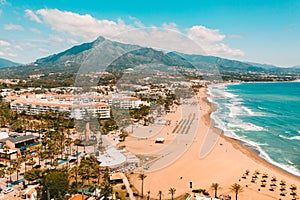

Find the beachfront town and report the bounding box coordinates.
[0,73,299,200]
[0,79,218,200]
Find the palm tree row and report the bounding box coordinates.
[137,180,243,200]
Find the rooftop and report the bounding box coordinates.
[0,134,37,144]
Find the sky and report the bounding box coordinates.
[0,0,300,67]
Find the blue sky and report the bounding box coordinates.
[0,0,300,67]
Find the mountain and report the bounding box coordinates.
[291,65,300,69]
[168,52,266,72]
[0,58,20,68]
[0,36,299,84]
[246,62,280,70]
[35,36,140,66]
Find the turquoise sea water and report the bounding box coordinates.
[208,82,300,176]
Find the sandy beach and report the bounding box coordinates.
[125,87,300,200]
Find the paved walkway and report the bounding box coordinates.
[119,173,135,200]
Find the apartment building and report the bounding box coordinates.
[3,93,144,119]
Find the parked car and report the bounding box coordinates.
[3,187,14,194]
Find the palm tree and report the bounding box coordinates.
[230,183,243,200]
[211,182,220,198]
[69,165,79,189]
[147,191,150,200]
[138,173,147,198]
[73,139,82,165]
[157,190,163,200]
[13,159,21,181]
[7,167,15,182]
[0,168,5,178]
[169,188,176,200]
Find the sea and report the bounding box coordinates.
[207,81,300,177]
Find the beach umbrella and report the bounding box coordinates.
[280,191,287,196]
[270,183,277,187]
[245,169,250,175]
[271,176,277,182]
[255,169,260,175]
[290,191,297,196]
[280,180,286,185]
[262,173,268,178]
[261,179,267,183]
[291,184,298,190]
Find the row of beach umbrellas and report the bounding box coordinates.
[242,169,298,198]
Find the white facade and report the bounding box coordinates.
[5,94,111,119]
[4,93,145,119]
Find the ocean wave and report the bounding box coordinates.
[225,132,300,177]
[209,83,300,177]
[227,104,264,118]
[279,134,300,141]
[257,147,300,177]
[228,122,265,131]
[257,106,265,110]
[208,85,238,99]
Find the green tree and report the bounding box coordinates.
[211,183,220,198]
[7,167,15,182]
[100,168,112,200]
[157,190,163,200]
[230,183,243,200]
[24,169,40,184]
[138,173,147,198]
[169,188,176,200]
[45,170,69,199]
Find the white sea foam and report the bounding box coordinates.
[257,106,265,110]
[257,147,300,177]
[228,122,265,131]
[226,133,300,177]
[209,83,300,177]
[287,159,294,165]
[279,134,300,141]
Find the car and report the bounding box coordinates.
[3,187,14,194]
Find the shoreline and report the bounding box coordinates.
[207,83,300,179]
[126,86,300,200]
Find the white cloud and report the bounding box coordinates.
[129,16,144,28]
[186,25,244,57]
[48,35,64,43]
[4,24,24,31]
[28,8,244,59]
[14,45,23,50]
[8,53,16,57]
[162,22,178,31]
[25,9,42,23]
[36,9,132,40]
[30,28,42,34]
[186,25,225,43]
[38,48,49,53]
[0,51,3,56]
[0,39,10,46]
[67,38,78,45]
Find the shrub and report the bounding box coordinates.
[133,193,139,197]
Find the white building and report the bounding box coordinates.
[3,93,145,119]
